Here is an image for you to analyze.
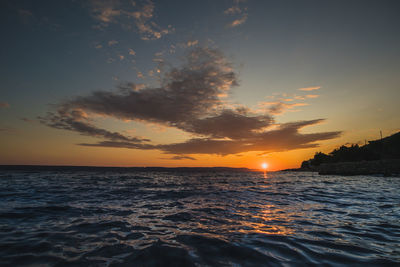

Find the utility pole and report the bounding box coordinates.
[380,130,383,140]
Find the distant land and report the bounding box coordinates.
[293,131,400,176]
[0,165,254,173]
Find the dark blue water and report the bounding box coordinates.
[0,171,399,266]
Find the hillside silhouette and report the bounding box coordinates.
[302,131,400,168]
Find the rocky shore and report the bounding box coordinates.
[295,131,400,176]
[305,159,400,176]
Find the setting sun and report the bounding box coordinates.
[261,163,269,170]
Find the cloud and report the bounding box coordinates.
[108,40,118,46]
[294,94,320,100]
[158,119,340,155]
[129,1,173,40]
[128,48,136,56]
[52,48,236,125]
[117,82,145,92]
[259,91,320,114]
[39,108,149,144]
[41,47,340,156]
[180,109,272,139]
[261,101,308,115]
[137,72,144,78]
[305,94,319,99]
[79,140,153,150]
[160,155,196,161]
[90,0,173,40]
[186,40,199,47]
[224,0,248,27]
[299,86,321,91]
[90,1,121,24]
[228,14,248,27]
[224,6,242,15]
[0,102,10,109]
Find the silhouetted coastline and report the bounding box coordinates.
[295,131,400,176]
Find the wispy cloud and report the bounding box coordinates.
[224,6,242,15]
[39,108,149,144]
[160,155,196,161]
[305,94,319,99]
[229,14,248,27]
[261,92,320,113]
[128,48,136,56]
[90,1,121,24]
[0,102,10,109]
[186,40,199,47]
[108,40,118,46]
[299,86,321,91]
[137,71,144,79]
[79,140,153,150]
[224,0,248,27]
[41,48,340,156]
[261,102,308,115]
[89,0,173,40]
[129,0,174,40]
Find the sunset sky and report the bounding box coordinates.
[1,0,399,170]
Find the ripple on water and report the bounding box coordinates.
[0,171,399,265]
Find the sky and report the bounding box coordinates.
[0,0,399,170]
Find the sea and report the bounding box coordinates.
[0,168,399,266]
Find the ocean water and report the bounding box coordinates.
[0,170,399,266]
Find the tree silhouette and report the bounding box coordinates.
[301,132,400,168]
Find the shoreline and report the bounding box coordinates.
[282,159,400,177]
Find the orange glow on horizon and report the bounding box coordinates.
[1,129,325,171]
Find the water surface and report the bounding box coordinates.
[0,171,399,266]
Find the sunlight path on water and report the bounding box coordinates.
[0,171,399,265]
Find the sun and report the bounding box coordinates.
[261,162,268,170]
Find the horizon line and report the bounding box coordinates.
[0,164,273,172]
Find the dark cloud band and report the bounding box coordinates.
[40,48,341,158]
